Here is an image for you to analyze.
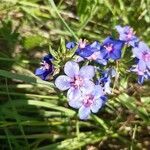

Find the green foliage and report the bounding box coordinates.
[0,0,150,149]
[23,35,46,49]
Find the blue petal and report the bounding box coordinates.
[91,99,103,113]
[67,88,82,100]
[138,60,146,71]
[90,41,101,52]
[79,65,95,79]
[75,56,84,62]
[64,61,79,77]
[115,25,123,33]
[96,58,107,65]
[55,75,71,91]
[138,75,144,84]
[92,85,104,99]
[78,106,91,120]
[66,42,75,49]
[35,68,45,75]
[80,80,95,94]
[43,54,53,63]
[100,95,108,105]
[102,36,112,45]
[68,98,82,109]
[110,40,124,60]
[110,49,122,60]
[76,45,94,57]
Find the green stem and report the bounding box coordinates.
[48,0,79,41]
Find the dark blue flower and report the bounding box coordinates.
[100,36,124,60]
[76,40,101,58]
[35,54,53,80]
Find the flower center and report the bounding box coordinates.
[41,61,50,70]
[83,94,94,107]
[87,52,99,60]
[78,39,87,49]
[104,44,113,52]
[125,28,134,40]
[70,76,83,88]
[142,52,150,62]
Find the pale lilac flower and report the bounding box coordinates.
[132,42,150,71]
[115,25,139,47]
[68,85,104,120]
[55,61,95,99]
[130,65,150,84]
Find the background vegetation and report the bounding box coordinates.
[0,0,150,149]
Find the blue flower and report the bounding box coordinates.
[132,42,150,72]
[55,61,95,99]
[66,42,76,49]
[98,68,116,94]
[100,36,124,60]
[76,40,100,58]
[66,40,107,65]
[115,25,139,47]
[35,54,53,80]
[68,85,104,120]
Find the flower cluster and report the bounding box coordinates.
[55,61,105,119]
[35,25,150,119]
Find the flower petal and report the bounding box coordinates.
[78,106,91,120]
[92,85,104,99]
[111,40,124,60]
[103,78,111,94]
[76,46,94,57]
[91,99,103,113]
[68,98,82,109]
[35,68,45,75]
[55,75,71,91]
[110,49,122,60]
[132,47,142,58]
[66,42,75,49]
[81,80,95,94]
[67,87,82,100]
[64,61,79,77]
[79,65,95,79]
[139,42,149,53]
[138,75,144,84]
[138,60,146,71]
[115,25,123,33]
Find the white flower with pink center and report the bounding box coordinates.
[55,61,95,100]
[132,42,150,71]
[68,85,104,120]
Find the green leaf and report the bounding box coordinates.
[117,94,149,123]
[37,132,106,150]
[0,69,54,87]
[23,35,46,49]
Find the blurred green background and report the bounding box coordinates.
[0,0,150,149]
